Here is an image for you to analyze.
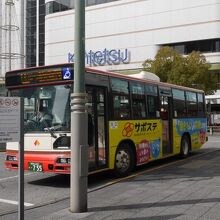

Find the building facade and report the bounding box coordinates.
[26,0,45,67]
[1,0,220,80]
[45,0,220,77]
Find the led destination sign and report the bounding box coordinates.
[6,67,73,87]
[21,70,62,85]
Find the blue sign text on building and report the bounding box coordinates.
[68,48,130,66]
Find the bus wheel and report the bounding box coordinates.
[180,135,190,158]
[114,144,134,177]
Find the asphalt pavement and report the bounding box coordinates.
[1,135,220,220]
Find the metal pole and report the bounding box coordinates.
[18,98,24,220]
[20,0,25,68]
[70,0,88,213]
[8,1,12,70]
[36,0,39,66]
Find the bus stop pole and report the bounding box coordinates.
[18,98,24,220]
[70,0,88,213]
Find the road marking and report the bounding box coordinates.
[0,198,34,207]
[0,173,35,182]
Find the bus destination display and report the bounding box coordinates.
[21,70,62,85]
[6,67,73,87]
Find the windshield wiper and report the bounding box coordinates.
[44,126,61,138]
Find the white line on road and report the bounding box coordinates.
[0,198,34,207]
[0,173,35,182]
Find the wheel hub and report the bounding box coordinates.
[116,150,130,171]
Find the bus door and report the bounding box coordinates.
[159,88,173,155]
[86,86,108,171]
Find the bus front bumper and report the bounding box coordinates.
[5,151,71,174]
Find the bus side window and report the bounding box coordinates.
[147,95,159,118]
[132,100,146,118]
[172,89,187,118]
[198,93,205,116]
[88,113,94,146]
[186,91,198,116]
[145,85,159,118]
[111,78,131,119]
[112,95,130,119]
[131,82,146,119]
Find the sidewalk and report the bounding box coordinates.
[36,139,220,220]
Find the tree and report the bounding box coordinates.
[142,47,218,94]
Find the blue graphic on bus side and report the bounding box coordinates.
[151,139,160,159]
[175,118,207,136]
[62,67,73,80]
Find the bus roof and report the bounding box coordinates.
[86,66,204,93]
[5,63,204,93]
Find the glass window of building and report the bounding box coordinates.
[46,0,74,15]
[26,0,37,67]
[46,0,120,15]
[26,0,45,67]
[164,38,220,55]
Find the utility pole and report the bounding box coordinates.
[20,0,25,68]
[70,0,88,213]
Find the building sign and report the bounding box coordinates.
[68,48,130,66]
[0,97,20,143]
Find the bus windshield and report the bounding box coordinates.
[11,85,71,132]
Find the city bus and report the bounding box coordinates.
[5,63,208,177]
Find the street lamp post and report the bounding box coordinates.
[70,0,88,213]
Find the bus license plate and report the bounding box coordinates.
[28,162,43,172]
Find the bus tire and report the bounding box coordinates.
[114,143,135,177]
[180,135,190,158]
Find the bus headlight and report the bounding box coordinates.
[6,155,18,161]
[56,157,71,164]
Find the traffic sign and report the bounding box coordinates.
[0,97,21,143]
